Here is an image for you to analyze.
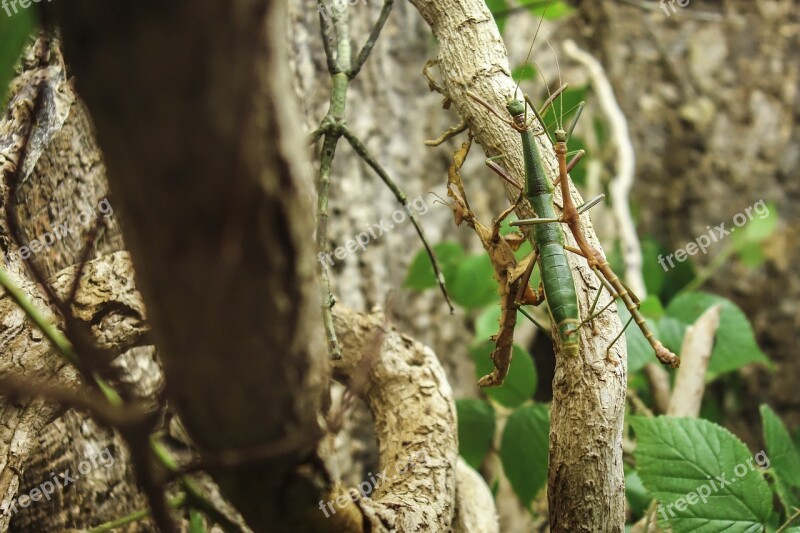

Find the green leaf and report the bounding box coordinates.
[456,399,496,470]
[666,292,770,378]
[731,201,778,248]
[475,307,532,346]
[618,305,658,374]
[626,470,652,517]
[524,0,575,20]
[500,404,549,507]
[512,63,537,82]
[736,242,766,268]
[450,254,499,309]
[641,237,667,296]
[485,0,509,33]
[760,405,800,513]
[657,315,687,356]
[0,10,36,103]
[404,241,464,291]
[470,341,537,408]
[660,256,696,304]
[639,295,665,320]
[631,416,773,533]
[475,306,503,342]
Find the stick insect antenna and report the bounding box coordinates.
[516,0,553,123]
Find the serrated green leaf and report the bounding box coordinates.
[456,399,496,470]
[761,405,800,482]
[657,315,687,356]
[626,470,652,517]
[632,416,773,533]
[470,341,537,407]
[666,292,769,378]
[0,11,36,103]
[500,404,549,507]
[404,241,464,291]
[760,405,800,514]
[450,254,499,309]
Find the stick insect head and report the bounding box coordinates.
[506,98,529,131]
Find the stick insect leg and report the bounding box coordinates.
[555,149,585,186]
[577,195,605,215]
[342,127,455,313]
[425,118,468,146]
[514,247,540,306]
[607,314,635,363]
[537,83,569,116]
[485,157,524,191]
[566,101,586,141]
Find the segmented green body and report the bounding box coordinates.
[507,99,581,356]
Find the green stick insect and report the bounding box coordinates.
[469,93,582,359]
[470,60,680,370]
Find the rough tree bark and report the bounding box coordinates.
[407,1,627,531]
[0,38,154,531]
[34,0,486,531]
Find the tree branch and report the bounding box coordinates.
[406,1,627,530]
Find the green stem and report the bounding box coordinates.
[679,242,736,294]
[150,437,246,532]
[0,266,122,406]
[86,494,187,532]
[342,128,454,313]
[777,507,800,533]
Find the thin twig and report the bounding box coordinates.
[350,0,394,78]
[311,0,453,360]
[86,494,187,532]
[777,507,800,533]
[0,373,147,431]
[66,214,105,307]
[317,0,338,73]
[342,127,454,312]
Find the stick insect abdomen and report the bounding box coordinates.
[513,100,581,357]
[538,240,581,356]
